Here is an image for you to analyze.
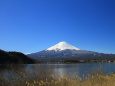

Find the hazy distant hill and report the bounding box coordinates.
[0,49,36,64]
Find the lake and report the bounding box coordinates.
[0,63,115,81]
[28,63,115,77]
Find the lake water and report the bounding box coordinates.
[28,63,115,77]
[0,63,115,81]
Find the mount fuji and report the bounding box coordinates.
[27,42,115,60]
[46,41,81,51]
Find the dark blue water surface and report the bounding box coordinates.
[0,63,115,79]
[27,63,115,78]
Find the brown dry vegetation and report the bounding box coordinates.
[0,64,115,86]
[25,74,115,86]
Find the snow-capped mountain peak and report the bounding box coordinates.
[46,41,81,51]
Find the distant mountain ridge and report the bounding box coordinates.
[27,42,115,60]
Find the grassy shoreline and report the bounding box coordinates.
[25,73,115,86]
[0,64,115,86]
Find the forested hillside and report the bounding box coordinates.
[0,49,36,64]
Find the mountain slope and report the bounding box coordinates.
[46,41,81,51]
[0,49,36,64]
[27,42,115,60]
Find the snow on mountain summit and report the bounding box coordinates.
[46,41,81,51]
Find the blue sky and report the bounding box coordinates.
[0,0,115,54]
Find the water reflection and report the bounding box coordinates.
[0,63,115,82]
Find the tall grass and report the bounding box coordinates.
[25,73,115,86]
[0,64,115,86]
